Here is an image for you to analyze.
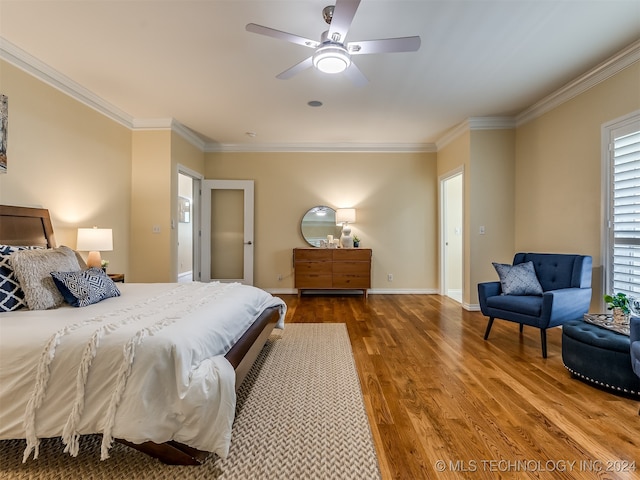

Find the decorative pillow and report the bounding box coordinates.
[10,246,81,310]
[0,245,43,312]
[51,268,120,307]
[492,261,543,296]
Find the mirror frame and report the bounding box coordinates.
[300,206,342,247]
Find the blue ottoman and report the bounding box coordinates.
[562,320,640,397]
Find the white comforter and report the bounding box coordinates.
[0,282,286,461]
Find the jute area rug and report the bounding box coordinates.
[0,323,381,480]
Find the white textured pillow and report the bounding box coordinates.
[11,246,81,310]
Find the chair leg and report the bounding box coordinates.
[484,317,495,340]
[540,329,547,358]
[519,323,524,333]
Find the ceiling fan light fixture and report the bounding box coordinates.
[312,45,351,74]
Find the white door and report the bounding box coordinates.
[201,180,254,285]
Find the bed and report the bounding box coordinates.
[0,205,286,465]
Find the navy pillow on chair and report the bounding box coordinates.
[51,268,121,307]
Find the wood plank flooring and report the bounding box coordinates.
[280,293,640,480]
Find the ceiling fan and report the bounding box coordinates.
[245,0,421,86]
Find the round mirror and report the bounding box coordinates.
[300,206,342,247]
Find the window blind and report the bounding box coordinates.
[612,128,640,296]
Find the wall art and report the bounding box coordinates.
[0,94,7,174]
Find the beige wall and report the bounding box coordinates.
[205,151,438,292]
[469,129,516,304]
[515,62,640,310]
[436,129,516,306]
[130,130,172,282]
[0,60,131,275]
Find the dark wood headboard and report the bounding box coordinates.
[0,205,56,248]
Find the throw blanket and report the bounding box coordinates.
[0,282,286,461]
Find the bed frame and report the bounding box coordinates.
[0,204,280,465]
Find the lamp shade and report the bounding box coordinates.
[336,208,356,225]
[76,228,113,252]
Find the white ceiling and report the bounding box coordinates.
[1,0,639,151]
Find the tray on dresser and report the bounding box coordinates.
[582,313,630,336]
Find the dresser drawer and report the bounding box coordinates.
[332,249,371,261]
[296,274,333,289]
[295,249,332,262]
[333,275,370,288]
[295,261,332,276]
[333,262,370,276]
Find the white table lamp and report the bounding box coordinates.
[77,227,113,268]
[336,208,356,248]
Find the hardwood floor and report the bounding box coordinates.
[280,293,640,480]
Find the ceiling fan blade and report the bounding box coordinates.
[327,0,361,43]
[276,56,314,80]
[246,23,319,49]
[343,62,368,87]
[348,36,421,55]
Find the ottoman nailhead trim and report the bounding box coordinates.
[563,364,639,396]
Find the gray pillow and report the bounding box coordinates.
[10,246,81,310]
[492,261,543,296]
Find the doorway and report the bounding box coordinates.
[440,169,464,303]
[201,179,255,285]
[177,167,202,282]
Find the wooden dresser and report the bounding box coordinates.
[293,248,372,298]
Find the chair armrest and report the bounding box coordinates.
[478,281,501,315]
[631,315,640,343]
[540,287,592,328]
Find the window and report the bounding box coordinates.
[603,111,640,298]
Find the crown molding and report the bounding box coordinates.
[204,142,437,153]
[436,116,516,150]
[0,37,134,129]
[516,38,640,126]
[131,118,206,150]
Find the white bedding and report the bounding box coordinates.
[0,282,286,461]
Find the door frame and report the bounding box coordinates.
[201,179,255,285]
[439,166,464,301]
[177,165,203,282]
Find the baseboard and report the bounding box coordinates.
[463,303,481,311]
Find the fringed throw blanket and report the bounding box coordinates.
[0,282,286,461]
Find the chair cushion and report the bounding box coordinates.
[486,294,542,317]
[492,261,543,295]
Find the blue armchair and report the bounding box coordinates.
[478,253,592,358]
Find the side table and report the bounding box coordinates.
[108,273,125,283]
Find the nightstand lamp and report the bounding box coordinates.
[336,208,356,248]
[77,227,113,269]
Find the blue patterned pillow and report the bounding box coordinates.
[492,261,543,296]
[51,268,121,307]
[0,245,43,312]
